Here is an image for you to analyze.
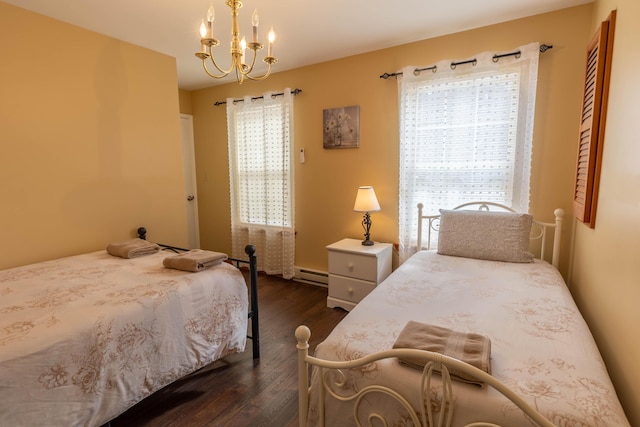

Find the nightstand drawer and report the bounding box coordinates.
[328,251,378,282]
[328,274,376,303]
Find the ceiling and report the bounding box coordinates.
[6,0,591,91]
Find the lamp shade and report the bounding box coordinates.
[353,186,381,212]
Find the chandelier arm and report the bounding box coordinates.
[240,50,259,76]
[242,63,274,81]
[201,59,232,79]
[209,50,238,76]
[235,66,246,84]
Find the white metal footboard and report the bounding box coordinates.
[296,325,555,427]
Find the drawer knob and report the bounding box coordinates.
[347,287,354,295]
[347,262,354,271]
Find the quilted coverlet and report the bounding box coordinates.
[0,250,248,426]
[309,251,630,426]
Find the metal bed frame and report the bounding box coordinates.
[296,325,555,427]
[296,203,567,426]
[137,227,260,359]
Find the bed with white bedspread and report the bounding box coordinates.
[296,203,630,426]
[0,241,257,426]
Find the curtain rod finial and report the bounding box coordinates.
[540,44,553,52]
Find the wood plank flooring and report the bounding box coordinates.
[109,273,347,427]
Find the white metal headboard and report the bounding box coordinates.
[416,202,565,268]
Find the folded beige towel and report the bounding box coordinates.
[393,321,491,387]
[163,249,228,272]
[106,238,161,259]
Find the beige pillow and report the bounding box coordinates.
[437,210,534,263]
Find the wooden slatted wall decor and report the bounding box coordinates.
[573,11,616,227]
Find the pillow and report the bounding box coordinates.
[437,209,534,263]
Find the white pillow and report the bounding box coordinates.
[437,209,534,263]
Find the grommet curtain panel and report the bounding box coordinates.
[397,43,540,263]
[227,89,295,278]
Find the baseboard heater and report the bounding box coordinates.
[294,266,329,287]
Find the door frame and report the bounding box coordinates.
[180,114,200,249]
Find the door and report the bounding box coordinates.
[180,114,200,249]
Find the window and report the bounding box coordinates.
[398,43,540,262]
[227,89,295,278]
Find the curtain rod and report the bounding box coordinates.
[214,88,303,106]
[380,44,553,80]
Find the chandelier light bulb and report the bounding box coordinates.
[268,27,276,44]
[199,19,207,38]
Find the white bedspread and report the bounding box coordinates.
[310,251,630,426]
[0,250,248,427]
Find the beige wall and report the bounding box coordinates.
[191,5,592,277]
[570,0,640,424]
[0,2,188,269]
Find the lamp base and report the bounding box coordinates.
[360,212,374,246]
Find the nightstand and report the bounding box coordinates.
[326,238,393,311]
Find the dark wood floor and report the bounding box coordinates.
[109,273,347,427]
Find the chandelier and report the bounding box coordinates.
[195,1,277,84]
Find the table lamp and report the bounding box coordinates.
[353,186,381,246]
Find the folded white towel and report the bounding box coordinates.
[106,238,160,259]
[163,249,228,272]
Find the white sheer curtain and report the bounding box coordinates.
[227,89,295,278]
[398,43,540,262]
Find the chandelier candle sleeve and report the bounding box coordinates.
[252,9,259,42]
[268,27,275,57]
[353,186,381,246]
[240,37,246,65]
[200,30,207,53]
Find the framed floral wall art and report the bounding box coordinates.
[323,105,360,149]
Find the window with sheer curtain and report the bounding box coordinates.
[226,89,295,279]
[398,43,540,262]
